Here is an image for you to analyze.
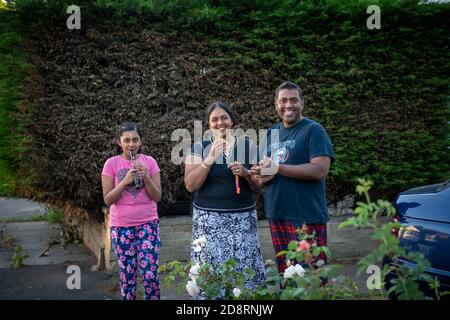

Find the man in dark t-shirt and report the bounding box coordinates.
[250,81,336,273]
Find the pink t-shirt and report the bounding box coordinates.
[101,154,160,227]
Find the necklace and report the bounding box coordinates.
[224,136,236,160]
[213,135,236,160]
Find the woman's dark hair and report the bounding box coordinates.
[205,101,238,128]
[115,122,142,154]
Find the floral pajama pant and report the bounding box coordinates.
[110,220,160,300]
[191,208,266,299]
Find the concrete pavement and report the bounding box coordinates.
[0,197,117,299]
[0,197,46,220]
[0,197,372,300]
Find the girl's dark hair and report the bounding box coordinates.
[115,122,142,154]
[205,101,238,128]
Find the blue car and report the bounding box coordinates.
[385,180,450,299]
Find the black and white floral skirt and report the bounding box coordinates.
[191,207,266,295]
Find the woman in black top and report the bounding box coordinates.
[184,102,265,299]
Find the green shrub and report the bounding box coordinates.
[1,0,448,214]
[0,10,27,196]
[162,179,447,300]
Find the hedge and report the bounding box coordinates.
[1,0,448,220]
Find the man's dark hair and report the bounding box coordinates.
[205,101,238,128]
[274,81,303,103]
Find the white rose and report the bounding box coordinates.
[294,264,306,277]
[198,236,207,245]
[316,259,325,267]
[193,236,207,249]
[283,265,296,279]
[189,263,200,279]
[233,288,241,298]
[186,280,200,297]
[264,259,275,266]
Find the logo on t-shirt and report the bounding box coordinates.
[272,147,289,163]
[117,168,144,197]
[270,140,295,163]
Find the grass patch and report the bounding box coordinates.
[10,244,28,268]
[44,207,65,224]
[0,207,65,223]
[0,213,46,223]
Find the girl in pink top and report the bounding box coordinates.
[101,122,162,300]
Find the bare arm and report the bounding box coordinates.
[143,172,162,202]
[278,156,331,180]
[185,139,226,193]
[132,162,162,202]
[184,154,211,193]
[102,172,134,207]
[249,156,331,188]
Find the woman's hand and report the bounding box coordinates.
[204,138,226,165]
[228,162,249,177]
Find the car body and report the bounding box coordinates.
[385,179,450,298]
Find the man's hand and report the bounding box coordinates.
[258,156,279,176]
[248,156,278,188]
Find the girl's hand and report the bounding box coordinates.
[123,168,138,186]
[228,162,248,177]
[133,162,149,179]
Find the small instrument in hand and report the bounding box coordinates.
[235,175,240,195]
[129,147,140,187]
[217,136,240,195]
[234,161,240,195]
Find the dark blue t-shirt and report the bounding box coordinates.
[190,136,258,212]
[263,117,336,223]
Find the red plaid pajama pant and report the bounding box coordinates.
[269,219,327,273]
